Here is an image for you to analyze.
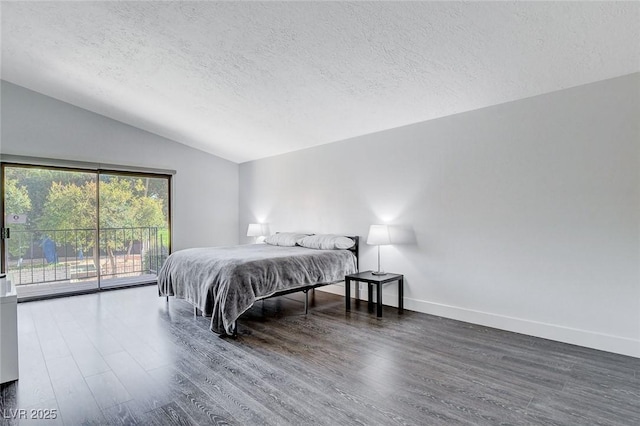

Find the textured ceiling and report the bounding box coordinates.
[2,2,639,163]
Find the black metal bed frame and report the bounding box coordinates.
[230,235,359,335]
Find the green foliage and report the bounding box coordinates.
[5,168,94,225]
[5,177,32,217]
[99,177,165,227]
[37,177,167,231]
[37,181,96,252]
[4,178,32,257]
[5,168,170,230]
[99,178,135,229]
[131,197,166,228]
[37,177,166,255]
[39,181,96,231]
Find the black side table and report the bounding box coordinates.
[345,271,404,317]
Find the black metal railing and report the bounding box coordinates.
[5,227,168,286]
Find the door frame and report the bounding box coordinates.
[1,161,172,299]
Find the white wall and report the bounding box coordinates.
[1,81,239,251]
[240,73,640,357]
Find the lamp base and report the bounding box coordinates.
[372,270,387,276]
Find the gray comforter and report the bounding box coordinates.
[158,244,357,335]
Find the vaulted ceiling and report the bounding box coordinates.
[2,1,639,163]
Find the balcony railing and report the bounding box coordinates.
[5,226,168,286]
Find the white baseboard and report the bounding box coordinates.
[319,284,640,358]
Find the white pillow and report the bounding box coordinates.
[264,233,308,247]
[298,234,355,250]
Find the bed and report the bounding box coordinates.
[158,234,358,335]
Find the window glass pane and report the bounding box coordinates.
[3,165,98,298]
[98,173,170,288]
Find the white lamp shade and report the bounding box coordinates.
[367,224,391,245]
[247,223,264,237]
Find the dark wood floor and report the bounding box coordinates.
[1,286,638,425]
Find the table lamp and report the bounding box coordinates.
[367,224,391,275]
[247,223,269,243]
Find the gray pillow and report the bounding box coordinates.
[264,232,308,247]
[298,234,355,250]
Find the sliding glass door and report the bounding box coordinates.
[2,166,99,298]
[98,173,169,288]
[1,164,170,299]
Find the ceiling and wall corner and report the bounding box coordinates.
[1,1,639,163]
[1,81,240,251]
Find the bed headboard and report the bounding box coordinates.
[346,236,359,271]
[274,232,360,271]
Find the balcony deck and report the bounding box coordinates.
[15,274,157,300]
